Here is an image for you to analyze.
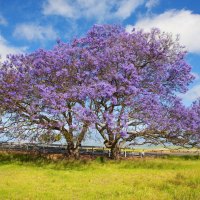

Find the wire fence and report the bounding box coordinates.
[0,142,199,158]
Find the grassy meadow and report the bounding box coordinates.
[0,153,200,200]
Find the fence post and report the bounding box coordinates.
[108,150,111,157]
[92,148,94,156]
[124,150,127,158]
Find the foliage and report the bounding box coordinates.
[0,24,200,158]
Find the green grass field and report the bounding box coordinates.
[0,153,200,200]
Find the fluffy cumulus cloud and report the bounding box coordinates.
[13,23,57,41]
[191,72,200,81]
[145,0,159,11]
[180,72,200,103]
[180,84,200,102]
[42,0,145,21]
[126,10,200,54]
[0,35,26,61]
[114,0,145,20]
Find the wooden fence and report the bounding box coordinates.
[0,142,199,157]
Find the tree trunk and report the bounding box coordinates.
[62,123,88,160]
[110,144,120,160]
[66,141,80,159]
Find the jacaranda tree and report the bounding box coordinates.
[0,24,199,159]
[0,44,97,158]
[70,25,199,159]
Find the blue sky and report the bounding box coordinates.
[0,0,200,105]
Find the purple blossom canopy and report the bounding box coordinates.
[0,24,199,154]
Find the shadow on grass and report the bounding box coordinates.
[0,152,92,171]
[0,152,199,171]
[161,155,200,160]
[121,160,183,170]
[120,155,200,170]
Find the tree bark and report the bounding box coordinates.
[110,144,120,160]
[104,138,121,160]
[62,122,88,160]
[66,141,80,159]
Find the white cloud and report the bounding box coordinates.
[0,15,7,25]
[0,35,26,61]
[179,84,200,102]
[145,0,159,11]
[43,0,76,19]
[191,72,200,81]
[42,0,144,21]
[13,23,57,41]
[126,10,200,54]
[115,0,145,20]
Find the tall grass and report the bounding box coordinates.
[0,152,199,200]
